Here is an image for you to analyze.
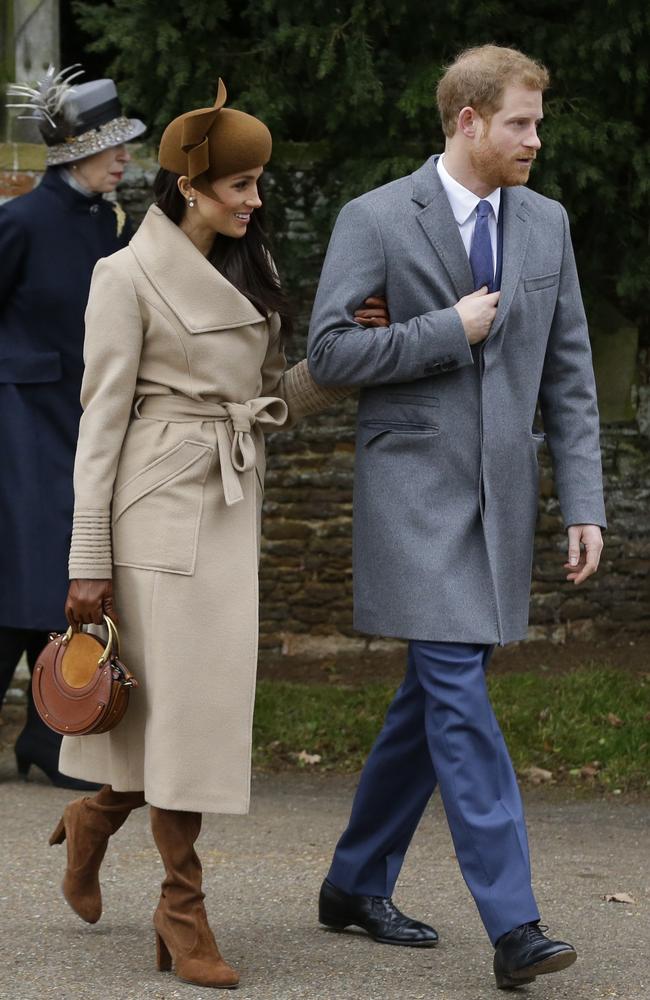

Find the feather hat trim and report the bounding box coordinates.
[6,64,146,164]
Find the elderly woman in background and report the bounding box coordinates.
[0,67,145,787]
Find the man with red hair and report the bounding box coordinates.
[308,45,604,988]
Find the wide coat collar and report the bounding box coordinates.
[129,204,266,333]
[411,155,532,340]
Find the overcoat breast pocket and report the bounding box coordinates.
[524,272,560,293]
[111,439,214,574]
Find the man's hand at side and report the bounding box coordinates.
[564,524,603,585]
[454,286,500,345]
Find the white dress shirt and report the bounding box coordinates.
[436,155,501,279]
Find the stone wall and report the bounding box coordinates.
[2,146,649,655]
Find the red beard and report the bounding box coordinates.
[470,136,535,188]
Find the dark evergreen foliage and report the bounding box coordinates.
[73,0,650,335]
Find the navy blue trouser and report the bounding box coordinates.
[327,641,540,944]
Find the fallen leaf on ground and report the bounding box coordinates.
[606,713,624,727]
[522,766,553,785]
[295,750,322,765]
[603,892,635,904]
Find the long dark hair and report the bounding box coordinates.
[153,167,293,339]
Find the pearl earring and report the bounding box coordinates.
[188,196,196,208]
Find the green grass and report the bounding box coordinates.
[253,669,650,793]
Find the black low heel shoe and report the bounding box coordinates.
[14,710,100,791]
[318,878,438,947]
[494,922,577,989]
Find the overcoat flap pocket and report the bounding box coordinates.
[524,272,560,293]
[358,419,439,447]
[0,351,62,384]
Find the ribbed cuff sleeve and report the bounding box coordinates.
[282,359,354,425]
[68,510,113,579]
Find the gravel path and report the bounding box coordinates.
[0,759,648,1000]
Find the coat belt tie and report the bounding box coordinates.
[133,394,288,506]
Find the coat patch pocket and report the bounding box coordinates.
[358,419,440,447]
[524,272,560,292]
[112,440,213,575]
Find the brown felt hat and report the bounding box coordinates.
[158,79,271,197]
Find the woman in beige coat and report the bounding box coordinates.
[52,81,388,989]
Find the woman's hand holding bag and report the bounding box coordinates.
[66,578,118,626]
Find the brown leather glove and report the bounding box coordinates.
[65,579,118,627]
[353,295,391,328]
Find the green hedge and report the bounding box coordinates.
[72,0,650,337]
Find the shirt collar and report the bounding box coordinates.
[437,154,501,225]
[59,166,96,199]
[40,167,104,209]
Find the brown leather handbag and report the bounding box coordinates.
[32,615,138,736]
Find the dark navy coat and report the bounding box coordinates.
[0,167,133,630]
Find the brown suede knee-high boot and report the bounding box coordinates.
[49,785,146,923]
[150,806,239,989]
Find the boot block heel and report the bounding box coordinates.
[156,931,172,972]
[49,816,66,846]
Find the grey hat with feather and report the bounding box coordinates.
[6,65,146,165]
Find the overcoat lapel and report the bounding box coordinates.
[411,157,475,301]
[130,205,265,333]
[489,188,531,341]
[411,160,533,340]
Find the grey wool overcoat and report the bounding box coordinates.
[307,156,606,646]
[60,205,347,813]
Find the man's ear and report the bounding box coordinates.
[458,106,478,138]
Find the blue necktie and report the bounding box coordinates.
[469,200,494,292]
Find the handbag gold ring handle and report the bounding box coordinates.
[99,615,121,663]
[63,614,120,666]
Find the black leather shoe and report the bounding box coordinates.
[318,878,438,947]
[494,922,576,989]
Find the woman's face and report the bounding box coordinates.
[71,144,131,193]
[183,167,264,238]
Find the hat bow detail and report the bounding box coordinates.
[180,79,227,181]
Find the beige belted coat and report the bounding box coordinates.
[59,204,348,813]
